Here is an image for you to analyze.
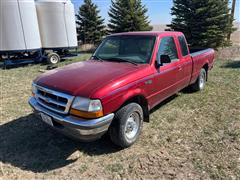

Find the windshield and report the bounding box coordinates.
[94,35,156,64]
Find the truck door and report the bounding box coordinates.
[152,36,182,106]
[177,35,192,88]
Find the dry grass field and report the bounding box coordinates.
[231,31,240,46]
[0,54,240,179]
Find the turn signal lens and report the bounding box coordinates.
[70,108,104,119]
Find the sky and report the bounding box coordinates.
[73,0,240,25]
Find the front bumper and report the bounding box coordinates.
[28,97,114,141]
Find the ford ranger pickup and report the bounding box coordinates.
[29,32,215,148]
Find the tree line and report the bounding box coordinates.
[76,0,236,49]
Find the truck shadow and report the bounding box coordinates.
[0,94,182,173]
[150,94,179,114]
[0,114,119,173]
[221,60,240,69]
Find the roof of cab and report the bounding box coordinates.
[108,31,183,37]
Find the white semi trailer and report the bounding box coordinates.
[0,0,78,68]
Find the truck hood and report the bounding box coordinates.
[35,60,144,97]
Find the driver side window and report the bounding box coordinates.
[157,36,178,64]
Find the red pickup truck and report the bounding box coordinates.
[29,32,215,148]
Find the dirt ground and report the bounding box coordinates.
[0,54,240,179]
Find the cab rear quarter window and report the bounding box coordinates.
[178,35,189,56]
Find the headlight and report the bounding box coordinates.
[70,97,103,119]
[71,97,102,112]
[32,83,37,96]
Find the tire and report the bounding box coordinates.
[109,103,144,148]
[191,68,207,91]
[47,53,60,65]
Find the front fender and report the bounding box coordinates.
[102,86,147,115]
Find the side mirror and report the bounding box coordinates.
[155,60,161,69]
[155,54,171,69]
[160,55,171,64]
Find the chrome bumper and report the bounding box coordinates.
[28,97,114,141]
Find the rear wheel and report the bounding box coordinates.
[109,103,143,148]
[191,68,207,91]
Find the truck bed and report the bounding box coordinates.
[190,48,213,57]
[189,48,215,84]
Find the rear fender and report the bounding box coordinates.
[191,57,210,84]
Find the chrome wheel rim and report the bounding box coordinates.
[50,55,59,64]
[199,72,206,89]
[124,112,140,140]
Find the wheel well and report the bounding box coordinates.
[203,64,209,81]
[122,95,149,122]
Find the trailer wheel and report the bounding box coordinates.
[47,53,60,65]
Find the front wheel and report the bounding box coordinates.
[109,103,143,148]
[191,68,207,91]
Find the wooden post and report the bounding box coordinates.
[228,0,236,41]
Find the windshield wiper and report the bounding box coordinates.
[107,57,138,66]
[91,55,104,61]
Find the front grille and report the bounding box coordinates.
[35,85,74,114]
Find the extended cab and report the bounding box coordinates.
[29,32,215,148]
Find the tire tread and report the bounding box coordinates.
[110,103,143,148]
